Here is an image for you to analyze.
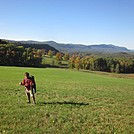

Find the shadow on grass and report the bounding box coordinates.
[39,101,89,106]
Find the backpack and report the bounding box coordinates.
[30,75,36,93]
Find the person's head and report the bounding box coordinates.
[24,72,29,78]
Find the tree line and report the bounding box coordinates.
[0,42,68,67]
[0,43,43,67]
[69,54,134,73]
[44,50,134,73]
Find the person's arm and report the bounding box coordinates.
[19,79,25,86]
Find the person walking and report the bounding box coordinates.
[20,72,36,104]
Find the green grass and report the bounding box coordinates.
[0,66,134,134]
[42,56,68,66]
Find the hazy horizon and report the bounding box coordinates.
[2,38,133,50]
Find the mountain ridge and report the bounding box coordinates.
[1,39,131,53]
[23,40,130,53]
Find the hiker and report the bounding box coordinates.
[19,72,36,104]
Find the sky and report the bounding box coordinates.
[0,0,134,49]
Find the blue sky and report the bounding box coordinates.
[0,0,134,49]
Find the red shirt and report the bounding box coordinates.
[21,78,33,90]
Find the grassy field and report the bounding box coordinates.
[42,56,68,67]
[0,66,134,134]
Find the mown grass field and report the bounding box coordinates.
[42,56,68,67]
[0,66,134,134]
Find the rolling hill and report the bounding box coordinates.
[0,39,59,53]
[1,39,131,53]
[19,40,130,53]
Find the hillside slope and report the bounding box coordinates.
[1,39,59,53]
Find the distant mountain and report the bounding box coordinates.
[19,40,130,53]
[1,39,59,53]
[47,42,131,53]
[87,44,129,53]
[1,39,131,53]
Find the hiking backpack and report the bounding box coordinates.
[30,75,36,93]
